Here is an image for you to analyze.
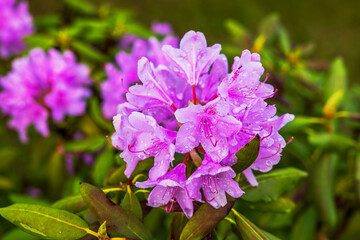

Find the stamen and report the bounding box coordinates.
[128,144,146,154]
[183,153,190,164]
[196,147,206,154]
[260,143,282,159]
[261,126,273,141]
[192,85,197,104]
[209,138,218,147]
[106,136,119,149]
[165,199,175,213]
[263,73,269,83]
[165,187,179,213]
[202,176,215,202]
[262,89,278,98]
[171,103,177,111]
[286,136,294,145]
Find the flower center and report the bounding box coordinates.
[200,117,218,147]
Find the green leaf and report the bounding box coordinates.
[322,89,344,118]
[240,197,296,213]
[224,19,248,45]
[72,41,108,62]
[64,0,96,14]
[180,197,235,240]
[233,135,260,174]
[24,35,56,49]
[89,98,112,130]
[278,27,291,55]
[2,228,40,240]
[325,57,347,100]
[312,153,337,228]
[233,209,280,240]
[93,148,114,186]
[52,194,87,213]
[356,152,360,203]
[122,186,143,220]
[0,176,14,190]
[169,213,187,240]
[47,150,65,195]
[80,183,152,239]
[0,204,90,240]
[0,148,16,171]
[290,206,317,240]
[9,194,50,206]
[108,157,154,184]
[240,168,308,202]
[64,135,106,152]
[308,132,358,151]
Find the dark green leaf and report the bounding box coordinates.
[233,135,260,174]
[65,0,96,15]
[312,153,337,228]
[72,41,108,62]
[0,204,89,240]
[356,152,360,203]
[0,176,13,190]
[278,27,291,55]
[240,168,308,202]
[108,157,154,184]
[233,209,279,240]
[290,206,317,240]
[240,197,295,213]
[52,194,87,213]
[180,197,235,240]
[93,148,114,186]
[9,194,50,206]
[64,135,106,152]
[168,213,187,240]
[308,132,357,151]
[80,183,152,239]
[122,186,143,220]
[0,148,16,172]
[89,98,112,130]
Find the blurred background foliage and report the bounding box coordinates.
[0,0,359,239]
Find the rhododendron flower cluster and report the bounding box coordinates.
[110,31,294,218]
[0,48,91,142]
[0,0,33,58]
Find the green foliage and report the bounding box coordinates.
[232,135,260,173]
[80,183,152,239]
[0,204,90,239]
[180,198,235,240]
[240,168,308,202]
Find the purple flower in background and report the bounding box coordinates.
[186,156,244,209]
[136,163,193,218]
[0,48,91,142]
[0,0,33,58]
[151,21,173,35]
